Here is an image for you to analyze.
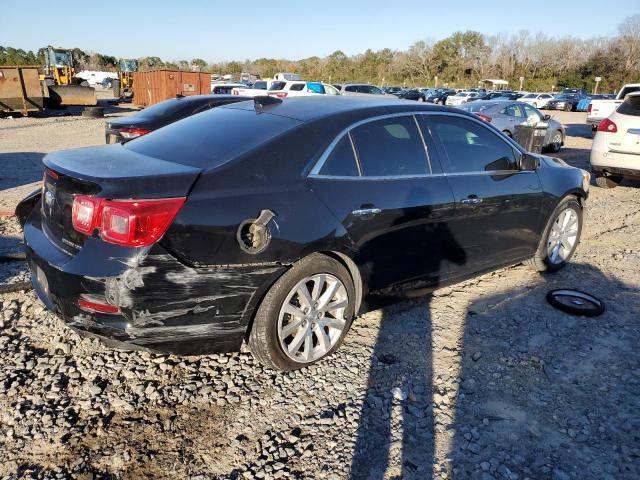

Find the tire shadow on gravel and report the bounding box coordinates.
[448,263,640,480]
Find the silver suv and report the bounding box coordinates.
[333,83,386,96]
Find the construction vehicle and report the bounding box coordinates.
[112,58,138,99]
[40,46,96,106]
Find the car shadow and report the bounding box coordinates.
[448,262,640,479]
[563,123,593,139]
[0,152,45,191]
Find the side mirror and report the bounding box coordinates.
[520,153,539,171]
[543,114,551,121]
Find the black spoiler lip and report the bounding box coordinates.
[43,145,202,199]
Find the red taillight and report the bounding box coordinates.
[78,298,121,314]
[45,168,59,180]
[72,196,103,234]
[232,90,239,95]
[71,196,185,247]
[475,113,492,122]
[587,103,592,114]
[597,118,617,133]
[118,127,151,139]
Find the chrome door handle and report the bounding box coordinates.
[461,197,483,205]
[351,208,382,217]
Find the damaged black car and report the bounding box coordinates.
[19,96,590,371]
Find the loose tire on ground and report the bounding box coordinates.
[248,253,356,371]
[546,289,605,317]
[525,196,582,273]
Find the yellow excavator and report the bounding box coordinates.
[113,58,138,99]
[40,46,96,106]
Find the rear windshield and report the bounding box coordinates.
[619,86,640,98]
[136,98,190,119]
[459,103,494,112]
[269,82,287,91]
[617,96,640,116]
[125,106,301,169]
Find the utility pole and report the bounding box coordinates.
[434,75,438,88]
[594,76,602,94]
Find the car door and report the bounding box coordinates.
[307,114,458,292]
[422,113,544,276]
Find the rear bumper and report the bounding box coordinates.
[590,145,640,178]
[23,204,286,355]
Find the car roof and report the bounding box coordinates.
[220,95,458,122]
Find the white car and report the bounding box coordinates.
[446,91,479,106]
[590,92,640,188]
[267,81,340,98]
[520,93,554,109]
[231,79,280,97]
[587,83,640,130]
[211,82,246,94]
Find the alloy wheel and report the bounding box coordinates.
[547,208,579,264]
[551,132,562,152]
[277,273,349,363]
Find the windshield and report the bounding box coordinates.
[554,94,578,100]
[51,50,72,67]
[459,103,494,112]
[523,93,537,98]
[120,59,138,72]
[617,95,640,116]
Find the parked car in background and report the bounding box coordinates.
[104,95,249,143]
[546,92,587,111]
[18,96,589,370]
[590,92,640,188]
[267,81,340,98]
[457,100,565,152]
[446,91,480,106]
[520,93,555,109]
[395,88,426,101]
[231,79,281,97]
[383,86,403,95]
[587,83,640,131]
[492,92,525,101]
[333,83,386,96]
[424,89,456,104]
[211,82,246,94]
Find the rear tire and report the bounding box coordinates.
[564,104,572,112]
[248,254,355,371]
[594,174,622,189]
[548,130,563,153]
[525,197,582,273]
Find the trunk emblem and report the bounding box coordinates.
[45,190,55,206]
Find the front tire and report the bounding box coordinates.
[248,254,355,371]
[548,130,563,153]
[564,103,572,112]
[526,197,582,273]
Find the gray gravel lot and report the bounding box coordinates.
[0,107,639,479]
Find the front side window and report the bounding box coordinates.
[368,86,383,95]
[350,116,429,176]
[522,104,543,121]
[318,135,359,176]
[345,85,358,92]
[431,116,518,173]
[501,104,524,118]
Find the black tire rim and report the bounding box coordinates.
[546,289,605,317]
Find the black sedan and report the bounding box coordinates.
[19,96,590,371]
[545,93,586,112]
[395,88,426,101]
[105,94,249,143]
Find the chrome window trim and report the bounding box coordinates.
[308,110,526,179]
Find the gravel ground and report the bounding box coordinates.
[0,108,639,479]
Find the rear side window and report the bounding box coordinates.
[269,82,287,91]
[125,107,301,169]
[350,116,429,176]
[345,86,358,92]
[431,116,518,173]
[617,96,640,116]
[253,81,267,89]
[318,135,359,176]
[290,83,306,91]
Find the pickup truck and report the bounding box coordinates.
[587,83,640,131]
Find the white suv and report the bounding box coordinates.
[267,81,340,98]
[590,92,640,188]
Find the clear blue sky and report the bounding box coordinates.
[2,0,638,62]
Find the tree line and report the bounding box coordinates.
[2,15,638,92]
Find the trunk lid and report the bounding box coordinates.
[41,145,201,254]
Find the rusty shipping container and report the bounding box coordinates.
[0,66,44,114]
[132,70,211,107]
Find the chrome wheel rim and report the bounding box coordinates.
[277,273,348,363]
[547,208,579,264]
[552,132,562,151]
